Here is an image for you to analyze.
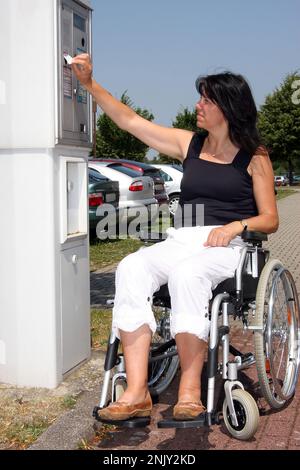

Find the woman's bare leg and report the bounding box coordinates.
[175,333,207,402]
[118,324,152,403]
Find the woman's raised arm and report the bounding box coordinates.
[71,54,193,161]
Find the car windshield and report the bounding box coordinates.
[159,169,172,182]
[89,168,109,182]
[108,164,140,177]
[171,164,183,173]
[143,168,161,178]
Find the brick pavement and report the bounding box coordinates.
[90,192,300,450]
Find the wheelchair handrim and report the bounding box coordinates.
[263,263,299,404]
[255,259,300,408]
[267,267,300,401]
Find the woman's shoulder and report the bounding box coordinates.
[182,132,207,162]
[254,145,269,158]
[248,146,273,177]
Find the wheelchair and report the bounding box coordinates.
[93,230,300,440]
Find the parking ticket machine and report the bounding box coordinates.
[0,0,93,388]
[59,0,91,145]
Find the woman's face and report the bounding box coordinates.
[196,94,226,130]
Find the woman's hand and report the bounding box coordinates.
[71,53,93,89]
[203,222,242,247]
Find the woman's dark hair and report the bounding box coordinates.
[195,72,263,155]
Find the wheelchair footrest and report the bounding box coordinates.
[157,412,207,429]
[93,406,150,428]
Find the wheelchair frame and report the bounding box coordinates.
[93,231,300,440]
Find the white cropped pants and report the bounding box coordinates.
[112,226,245,342]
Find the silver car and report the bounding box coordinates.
[152,164,183,216]
[88,161,158,227]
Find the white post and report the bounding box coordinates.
[0,0,92,388]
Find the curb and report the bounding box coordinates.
[29,363,105,450]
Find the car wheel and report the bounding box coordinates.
[168,194,180,216]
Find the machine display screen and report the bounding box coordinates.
[74,13,86,32]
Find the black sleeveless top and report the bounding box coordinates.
[175,133,258,227]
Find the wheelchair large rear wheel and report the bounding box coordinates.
[254,259,300,409]
[148,307,179,397]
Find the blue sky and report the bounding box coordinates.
[91,0,299,129]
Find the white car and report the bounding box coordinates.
[152,164,183,216]
[88,161,158,227]
[274,175,288,186]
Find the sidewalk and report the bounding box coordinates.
[30,192,300,450]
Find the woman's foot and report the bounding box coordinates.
[97,390,152,421]
[173,399,205,420]
[173,387,205,420]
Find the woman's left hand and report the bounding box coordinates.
[203,222,242,247]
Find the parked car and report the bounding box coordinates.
[292,175,300,185]
[152,164,183,216]
[88,168,120,237]
[92,158,169,207]
[274,175,288,186]
[88,162,158,228]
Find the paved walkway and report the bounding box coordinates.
[90,263,118,308]
[89,191,300,451]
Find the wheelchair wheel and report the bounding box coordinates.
[148,306,179,396]
[223,389,259,440]
[254,259,300,409]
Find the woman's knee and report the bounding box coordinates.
[116,251,156,289]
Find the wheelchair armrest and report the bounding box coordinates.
[139,231,167,244]
[241,230,268,243]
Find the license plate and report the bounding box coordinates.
[106,193,116,203]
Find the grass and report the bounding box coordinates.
[91,309,113,351]
[0,393,77,450]
[5,421,49,449]
[90,238,143,271]
[77,424,117,450]
[276,188,297,200]
[62,395,78,409]
[89,215,171,271]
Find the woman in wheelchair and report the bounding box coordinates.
[72,57,295,431]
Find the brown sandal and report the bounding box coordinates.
[98,392,152,421]
[173,400,206,420]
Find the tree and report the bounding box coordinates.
[157,106,206,163]
[94,92,154,161]
[258,72,300,182]
[172,106,198,132]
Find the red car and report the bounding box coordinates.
[91,158,169,207]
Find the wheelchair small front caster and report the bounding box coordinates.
[222,389,259,440]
